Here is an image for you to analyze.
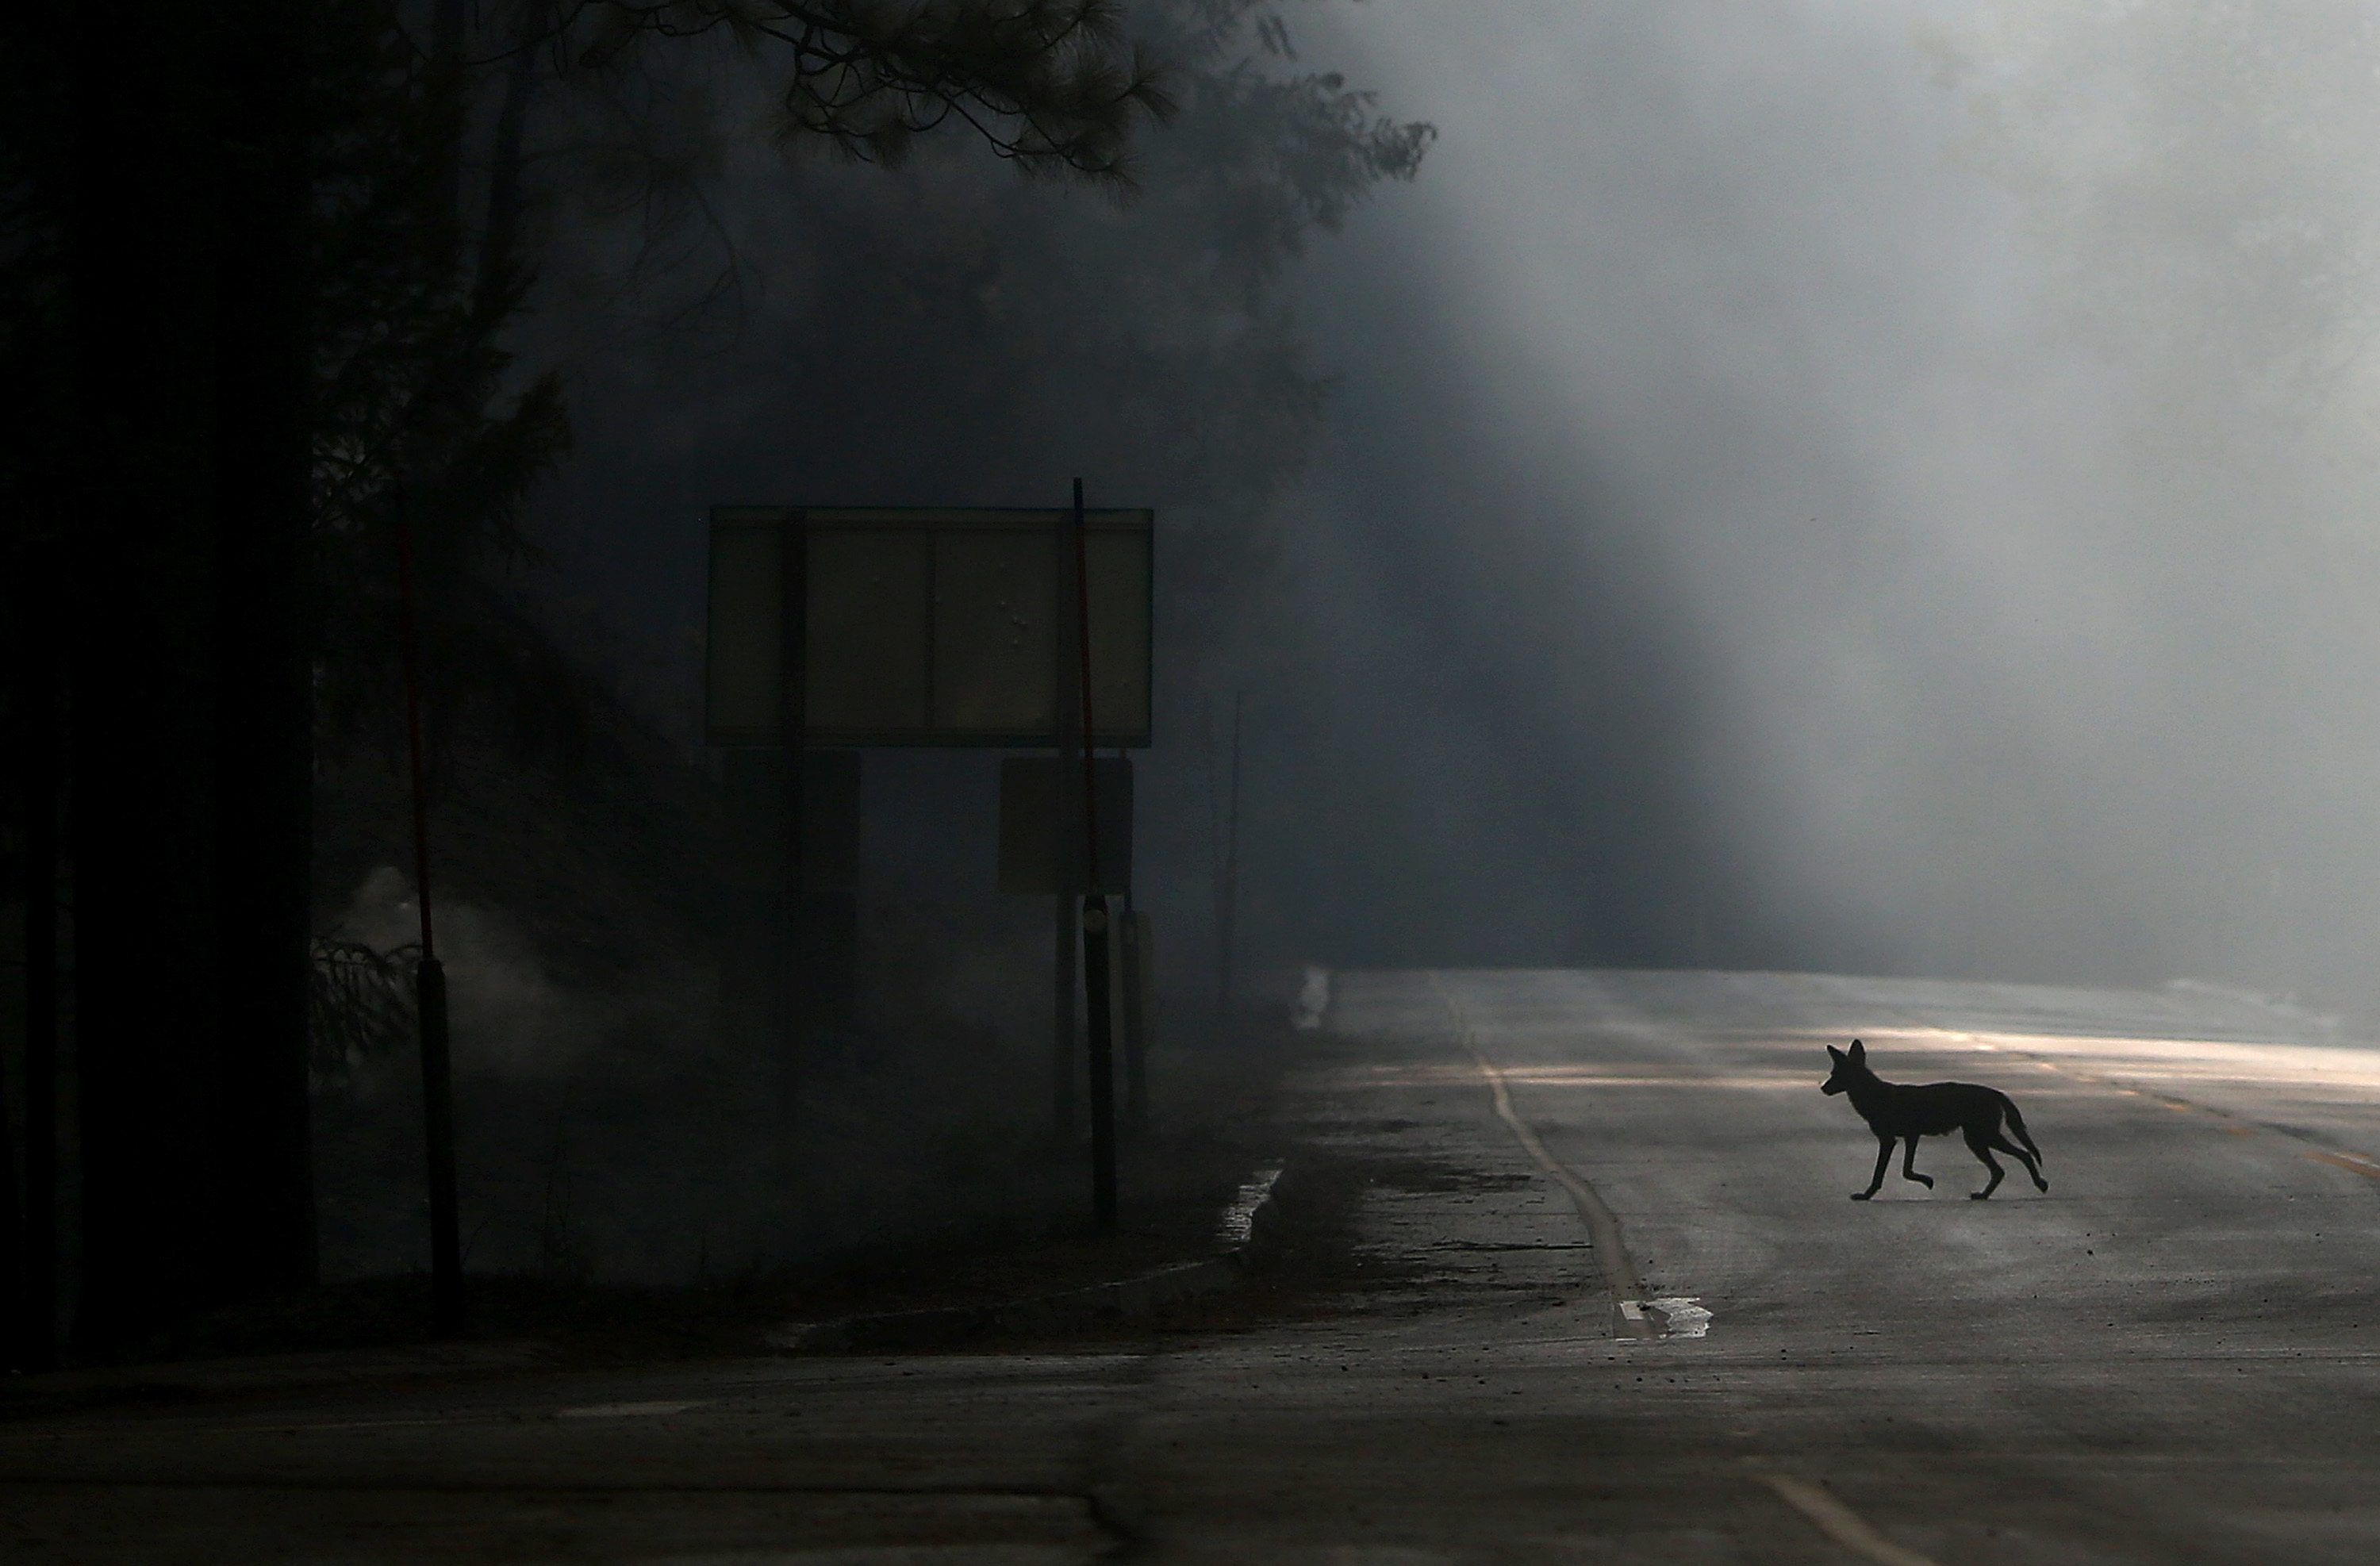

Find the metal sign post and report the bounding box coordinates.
[1120,908,1152,1135]
[776,510,808,1109]
[1069,478,1119,1231]
[393,493,463,1337]
[1053,492,1085,1146]
[1215,693,1243,1019]
[1082,895,1118,1230]
[12,533,62,1367]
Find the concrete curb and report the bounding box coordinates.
[765,1254,1250,1353]
[768,1166,1288,1355]
[0,1340,559,1403]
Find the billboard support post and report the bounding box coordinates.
[1120,908,1150,1135]
[777,511,808,1112]
[1072,479,1119,1231]
[1216,693,1243,1020]
[1052,492,1085,1145]
[1083,895,1118,1230]
[394,490,463,1338]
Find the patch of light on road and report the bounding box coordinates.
[1649,1298,1713,1338]
[1327,1064,1830,1090]
[1217,1166,1284,1247]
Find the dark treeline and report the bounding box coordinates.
[0,1,1425,1363]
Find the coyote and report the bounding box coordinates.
[1821,1039,2048,1200]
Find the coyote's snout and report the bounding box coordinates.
[1822,1039,2048,1200]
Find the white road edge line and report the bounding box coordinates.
[1427,972,1668,1341]
[1762,1475,1943,1566]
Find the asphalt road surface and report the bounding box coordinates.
[10,968,2380,1563]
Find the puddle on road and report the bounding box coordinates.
[1649,1298,1714,1338]
[1217,1167,1285,1248]
[1618,1298,1714,1340]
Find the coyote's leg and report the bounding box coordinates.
[1854,1135,1893,1199]
[1963,1124,2006,1199]
[1990,1128,2048,1192]
[1899,1136,1934,1188]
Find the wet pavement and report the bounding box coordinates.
[10,968,2380,1562]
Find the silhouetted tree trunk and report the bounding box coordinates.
[69,0,317,1353]
[52,0,1184,1353]
[2,0,71,1373]
[473,36,540,333]
[10,534,63,1371]
[0,1019,20,1372]
[211,0,320,1300]
[69,0,226,1357]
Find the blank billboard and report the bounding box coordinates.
[707,507,1153,747]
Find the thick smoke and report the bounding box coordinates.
[1238,0,2380,1019]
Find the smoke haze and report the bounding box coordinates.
[309,0,2380,1287]
[1235,0,2380,1018]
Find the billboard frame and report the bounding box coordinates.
[705,505,1154,749]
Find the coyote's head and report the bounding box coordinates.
[1821,1038,1870,1096]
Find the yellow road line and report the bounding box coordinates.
[2307,1150,2380,1180]
[1762,1475,1942,1566]
[1428,973,1657,1340]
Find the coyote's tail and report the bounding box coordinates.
[2002,1096,2044,1164]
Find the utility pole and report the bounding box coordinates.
[1216,692,1244,1019]
[395,493,463,1337]
[1052,487,1086,1143]
[1073,480,1118,1233]
[1119,900,1150,1135]
[777,511,808,1113]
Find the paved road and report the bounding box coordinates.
[9,969,2380,1562]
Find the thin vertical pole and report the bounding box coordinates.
[1083,896,1118,1231]
[1073,481,1116,1231]
[1218,693,1243,1018]
[0,1025,18,1372]
[1074,484,1102,893]
[1119,726,1148,1136]
[15,535,60,1368]
[1052,486,1084,1142]
[1205,698,1223,1019]
[394,490,463,1336]
[1120,905,1149,1135]
[778,511,808,1111]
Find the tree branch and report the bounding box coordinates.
[554,2,1175,186]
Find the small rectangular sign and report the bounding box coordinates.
[998,756,1133,896]
[707,507,1153,747]
[704,513,789,740]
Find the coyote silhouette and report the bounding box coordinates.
[1821,1039,2048,1200]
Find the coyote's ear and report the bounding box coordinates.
[1826,1044,1844,1063]
[1848,1038,1866,1061]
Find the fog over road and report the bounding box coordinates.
[10,969,2380,1562]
